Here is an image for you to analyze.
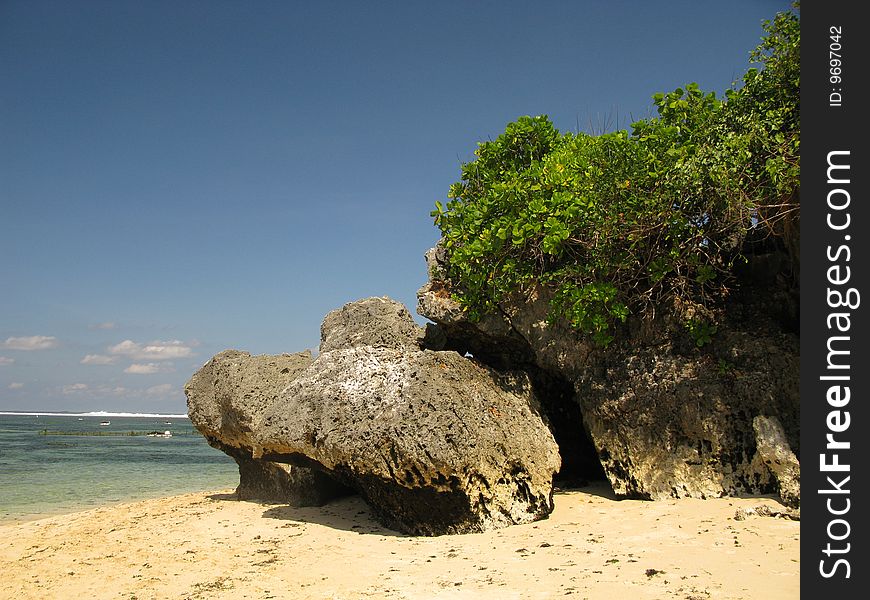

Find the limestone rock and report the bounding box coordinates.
[417,242,800,501]
[320,296,424,353]
[417,247,536,370]
[186,349,313,449]
[575,327,799,500]
[185,349,351,505]
[753,415,800,508]
[223,447,349,505]
[187,298,561,536]
[254,298,561,535]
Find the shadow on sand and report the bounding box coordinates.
[554,480,619,501]
[206,492,237,502]
[207,492,405,537]
[207,481,619,537]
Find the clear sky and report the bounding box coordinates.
[1,0,791,413]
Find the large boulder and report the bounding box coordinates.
[417,242,800,500]
[252,297,561,535]
[185,350,351,505]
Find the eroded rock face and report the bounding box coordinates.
[319,295,425,353]
[255,345,560,535]
[247,297,561,535]
[185,350,352,505]
[575,327,799,499]
[223,447,349,505]
[417,242,801,501]
[187,298,561,535]
[753,415,800,508]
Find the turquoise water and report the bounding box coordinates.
[0,413,237,522]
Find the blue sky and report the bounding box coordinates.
[0,0,791,413]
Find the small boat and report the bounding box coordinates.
[147,430,173,438]
[99,421,111,426]
[77,418,84,421]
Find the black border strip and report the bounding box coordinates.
[801,1,868,595]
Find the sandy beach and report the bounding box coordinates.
[0,485,798,600]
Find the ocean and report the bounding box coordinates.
[0,412,237,522]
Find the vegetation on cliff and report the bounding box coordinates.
[433,6,799,345]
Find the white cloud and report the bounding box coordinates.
[89,322,117,330]
[108,340,139,355]
[125,363,158,374]
[62,383,90,394]
[2,335,59,351]
[0,356,14,366]
[8,382,24,389]
[145,383,175,397]
[138,341,194,360]
[124,363,175,375]
[109,339,194,361]
[54,382,177,402]
[60,383,130,397]
[81,354,118,365]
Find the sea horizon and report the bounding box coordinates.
[0,411,190,419]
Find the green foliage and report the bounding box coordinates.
[686,318,718,348]
[717,358,736,376]
[433,6,800,345]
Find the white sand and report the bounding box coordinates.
[0,486,798,599]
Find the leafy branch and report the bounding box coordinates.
[433,6,799,345]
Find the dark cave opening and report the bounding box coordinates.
[423,322,608,489]
[526,366,607,487]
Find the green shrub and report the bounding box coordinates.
[433,6,799,345]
